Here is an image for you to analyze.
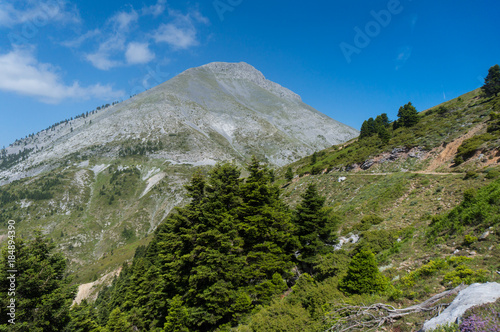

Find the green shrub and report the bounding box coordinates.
[245,300,321,332]
[313,251,350,281]
[401,259,447,288]
[427,323,459,332]
[360,214,384,225]
[485,169,500,179]
[456,133,496,163]
[463,234,477,246]
[442,265,488,286]
[355,229,396,254]
[464,170,479,180]
[339,251,389,295]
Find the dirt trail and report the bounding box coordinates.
[425,125,484,172]
[342,171,460,176]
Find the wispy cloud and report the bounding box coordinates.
[61,29,100,48]
[0,1,80,28]
[395,46,412,70]
[126,42,155,64]
[0,48,123,103]
[65,5,209,70]
[83,9,139,70]
[142,0,167,17]
[110,8,138,32]
[153,9,209,49]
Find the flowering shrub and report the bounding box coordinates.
[460,299,500,332]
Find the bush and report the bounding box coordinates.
[464,171,479,180]
[339,251,389,295]
[463,234,477,246]
[427,323,459,332]
[355,229,396,254]
[442,265,488,287]
[245,299,322,332]
[460,298,500,332]
[485,169,500,179]
[361,214,384,225]
[401,259,447,288]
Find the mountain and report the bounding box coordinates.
[0,62,357,185]
[0,62,357,283]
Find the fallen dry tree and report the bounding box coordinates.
[324,284,467,332]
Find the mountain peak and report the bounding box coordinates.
[196,61,302,101]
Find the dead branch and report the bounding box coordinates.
[325,284,467,332]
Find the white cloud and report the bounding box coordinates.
[0,1,80,28]
[61,29,100,48]
[142,0,166,17]
[126,42,155,64]
[85,32,126,70]
[0,48,123,103]
[153,10,209,50]
[154,23,198,49]
[86,51,121,71]
[110,9,138,32]
[83,9,139,70]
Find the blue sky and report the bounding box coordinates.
[0,0,499,147]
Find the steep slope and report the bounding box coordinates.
[263,91,500,331]
[0,62,357,185]
[0,62,357,282]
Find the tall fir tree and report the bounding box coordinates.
[0,231,77,331]
[339,250,388,295]
[482,64,500,97]
[293,184,336,270]
[397,102,419,128]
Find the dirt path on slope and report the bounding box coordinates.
[340,171,461,176]
[425,125,485,172]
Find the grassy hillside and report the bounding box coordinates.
[286,89,500,176]
[0,157,208,283]
[243,91,500,331]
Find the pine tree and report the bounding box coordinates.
[311,151,317,165]
[378,126,391,144]
[104,308,132,332]
[64,300,101,332]
[397,102,419,128]
[339,250,388,295]
[482,64,500,97]
[285,166,294,181]
[359,120,370,139]
[0,231,77,331]
[294,184,336,269]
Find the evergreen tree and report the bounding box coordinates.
[95,161,299,331]
[378,126,391,144]
[64,300,102,332]
[397,102,419,128]
[339,250,388,295]
[104,308,132,332]
[162,296,189,332]
[359,120,371,139]
[0,231,77,331]
[293,184,336,269]
[285,166,294,181]
[482,64,500,97]
[311,151,317,165]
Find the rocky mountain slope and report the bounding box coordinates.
[0,62,357,282]
[0,62,357,186]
